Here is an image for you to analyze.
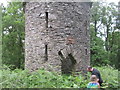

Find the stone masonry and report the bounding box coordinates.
[25,2,91,74]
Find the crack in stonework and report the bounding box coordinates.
[58,50,76,74]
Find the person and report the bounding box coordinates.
[87,75,100,88]
[87,66,103,86]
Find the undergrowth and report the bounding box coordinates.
[0,65,119,88]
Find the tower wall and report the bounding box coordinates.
[25,2,91,74]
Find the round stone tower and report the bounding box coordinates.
[25,2,91,74]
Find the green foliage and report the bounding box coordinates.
[96,66,119,88]
[2,1,119,70]
[90,2,119,68]
[2,2,25,69]
[108,32,120,68]
[1,65,118,88]
[90,25,109,66]
[1,2,119,89]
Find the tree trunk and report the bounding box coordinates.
[105,24,110,51]
[94,20,97,37]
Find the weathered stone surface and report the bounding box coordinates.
[25,2,91,74]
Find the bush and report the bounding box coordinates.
[95,65,119,88]
[1,65,118,88]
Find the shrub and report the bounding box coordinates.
[95,65,119,88]
[1,65,118,88]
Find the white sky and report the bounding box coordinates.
[0,0,11,7]
[0,0,120,7]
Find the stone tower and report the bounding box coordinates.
[25,2,91,74]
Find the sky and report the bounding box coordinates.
[0,0,120,7]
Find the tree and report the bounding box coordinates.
[90,24,108,66]
[90,2,102,37]
[109,32,120,68]
[2,2,25,69]
[90,1,119,68]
